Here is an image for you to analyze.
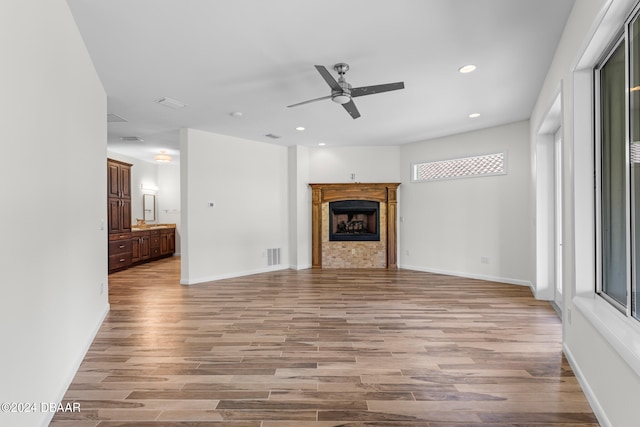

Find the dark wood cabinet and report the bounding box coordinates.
[131,231,151,264]
[160,231,169,255]
[131,237,140,263]
[108,232,132,272]
[159,228,176,256]
[108,198,132,234]
[107,159,131,199]
[108,198,121,233]
[140,234,151,260]
[107,159,132,235]
[108,159,133,273]
[150,230,161,258]
[130,227,175,268]
[169,233,176,253]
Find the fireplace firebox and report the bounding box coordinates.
[329,200,380,241]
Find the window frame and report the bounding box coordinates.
[594,8,640,319]
[595,33,631,315]
[410,151,508,183]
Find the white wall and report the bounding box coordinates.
[308,145,401,183]
[530,0,640,425]
[288,146,312,269]
[0,1,108,426]
[180,129,290,284]
[399,121,533,287]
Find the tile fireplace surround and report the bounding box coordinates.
[309,183,400,269]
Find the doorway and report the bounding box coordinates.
[554,128,563,307]
[535,91,563,307]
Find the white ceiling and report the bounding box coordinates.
[66,0,575,164]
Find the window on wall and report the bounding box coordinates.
[411,152,506,182]
[595,9,640,320]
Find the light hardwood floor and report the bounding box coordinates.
[51,257,598,426]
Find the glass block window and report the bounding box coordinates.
[411,152,507,182]
[631,142,640,163]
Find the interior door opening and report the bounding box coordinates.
[554,128,563,308]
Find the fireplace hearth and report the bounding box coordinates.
[329,200,379,241]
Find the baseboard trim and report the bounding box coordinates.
[563,343,611,427]
[180,265,290,285]
[41,303,110,427]
[399,264,533,289]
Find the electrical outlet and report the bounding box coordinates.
[567,307,572,324]
[208,201,215,208]
[351,249,356,255]
[481,256,489,264]
[405,249,410,256]
[100,282,104,295]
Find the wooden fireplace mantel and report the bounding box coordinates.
[309,183,400,269]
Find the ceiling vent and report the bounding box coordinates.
[107,113,127,122]
[121,136,144,142]
[156,97,186,109]
[265,133,281,139]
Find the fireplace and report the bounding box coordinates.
[329,200,379,241]
[310,183,400,269]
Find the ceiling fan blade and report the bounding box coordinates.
[315,65,341,91]
[350,82,405,98]
[342,99,361,119]
[287,95,332,108]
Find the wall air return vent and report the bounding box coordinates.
[121,136,144,142]
[265,134,282,140]
[267,248,281,266]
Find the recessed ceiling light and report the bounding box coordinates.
[458,64,477,74]
[296,126,305,131]
[469,113,481,118]
[230,111,243,118]
[155,97,186,109]
[318,142,326,146]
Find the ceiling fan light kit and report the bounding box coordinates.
[332,94,351,105]
[288,63,404,119]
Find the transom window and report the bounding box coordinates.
[411,152,506,182]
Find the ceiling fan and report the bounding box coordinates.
[287,63,404,119]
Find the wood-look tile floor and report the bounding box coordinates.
[51,257,598,426]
